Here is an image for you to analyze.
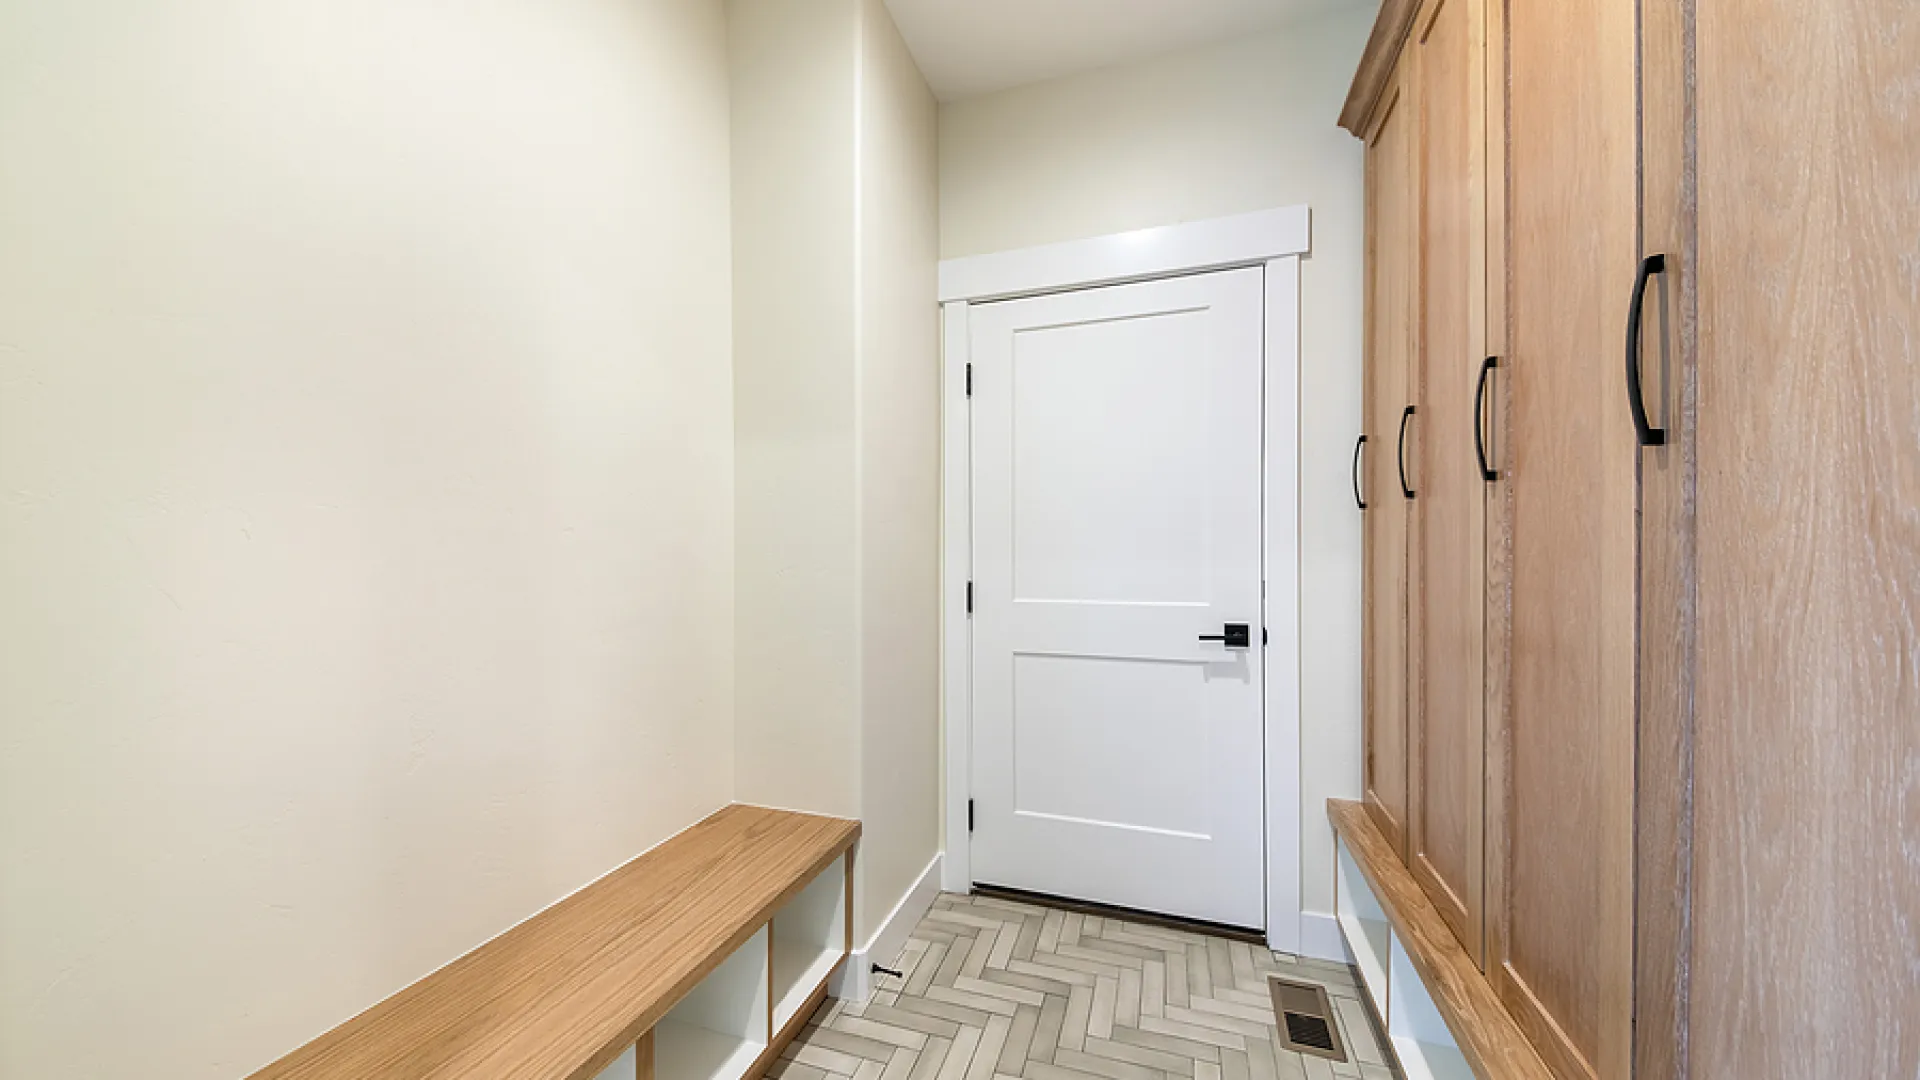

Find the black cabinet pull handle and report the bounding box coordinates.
[1627,253,1667,447]
[1352,435,1369,510]
[1397,405,1416,499]
[1474,356,1498,482]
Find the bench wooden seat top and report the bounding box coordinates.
[249,804,860,1080]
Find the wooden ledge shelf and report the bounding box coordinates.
[251,804,860,1080]
[1328,800,1549,1080]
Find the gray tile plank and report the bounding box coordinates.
[1107,1022,1222,1064]
[967,1014,1014,1080]
[1053,1047,1166,1080]
[1141,959,1167,1020]
[906,1036,955,1080]
[1079,1036,1196,1077]
[1030,988,1069,1066]
[1135,1014,1247,1052]
[1088,975,1118,1041]
[1116,966,1142,1029]
[979,966,1076,999]
[803,1024,910,1063]
[1219,1047,1250,1080]
[1059,983,1094,1053]
[893,993,997,1030]
[998,1004,1042,1075]
[859,1002,964,1040]
[934,1022,983,1080]
[835,1014,935,1051]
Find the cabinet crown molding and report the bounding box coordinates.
[1338,0,1422,137]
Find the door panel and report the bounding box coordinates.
[1409,0,1487,962]
[1362,78,1416,857]
[1684,1,1920,1075]
[1495,0,1638,1075]
[969,269,1267,930]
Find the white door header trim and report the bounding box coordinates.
[937,205,1312,303]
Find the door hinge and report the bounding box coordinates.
[967,580,973,615]
[966,363,973,397]
[1263,627,1269,647]
[968,799,975,832]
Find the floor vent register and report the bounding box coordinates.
[1268,976,1348,1063]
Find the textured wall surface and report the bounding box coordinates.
[0,2,737,1075]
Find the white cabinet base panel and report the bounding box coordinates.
[772,942,842,1030]
[655,1021,766,1080]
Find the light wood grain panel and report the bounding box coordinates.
[1478,0,1514,1028]
[1361,71,1417,857]
[636,1030,655,1080]
[249,805,860,1080]
[1493,0,1638,1075]
[1338,0,1423,135]
[1688,1,1920,1075]
[1330,801,1552,1079]
[1398,21,1428,896]
[1407,0,1488,963]
[1630,0,1694,1077]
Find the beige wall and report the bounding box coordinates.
[937,7,1375,920]
[729,0,863,820]
[855,0,943,944]
[729,0,941,942]
[0,1,738,1078]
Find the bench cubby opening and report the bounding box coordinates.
[1384,933,1474,1080]
[1335,833,1391,1006]
[770,861,849,1033]
[654,925,773,1080]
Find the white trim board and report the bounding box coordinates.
[1262,255,1303,956]
[940,208,1310,958]
[940,301,973,894]
[1298,910,1351,965]
[831,853,944,1003]
[937,205,1311,303]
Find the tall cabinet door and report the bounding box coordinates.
[1406,0,1488,962]
[1360,65,1417,857]
[1490,0,1638,1075]
[1664,0,1920,1075]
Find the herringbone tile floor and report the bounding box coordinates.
[777,894,1398,1080]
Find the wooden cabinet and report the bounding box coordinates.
[1406,0,1490,964]
[1489,0,1640,1073]
[1341,0,1918,1076]
[1634,1,1920,1077]
[1359,58,1416,859]
[1353,0,1496,963]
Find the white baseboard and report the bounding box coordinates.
[830,852,944,1002]
[1297,910,1351,965]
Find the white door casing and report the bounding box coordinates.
[968,268,1267,930]
[939,204,1307,953]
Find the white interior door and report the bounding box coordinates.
[969,267,1267,930]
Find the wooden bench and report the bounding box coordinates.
[1328,800,1549,1080]
[250,804,860,1080]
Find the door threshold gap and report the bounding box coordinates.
[971,884,1267,945]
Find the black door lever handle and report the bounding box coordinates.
[1198,623,1251,648]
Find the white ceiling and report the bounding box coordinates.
[885,0,1368,102]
